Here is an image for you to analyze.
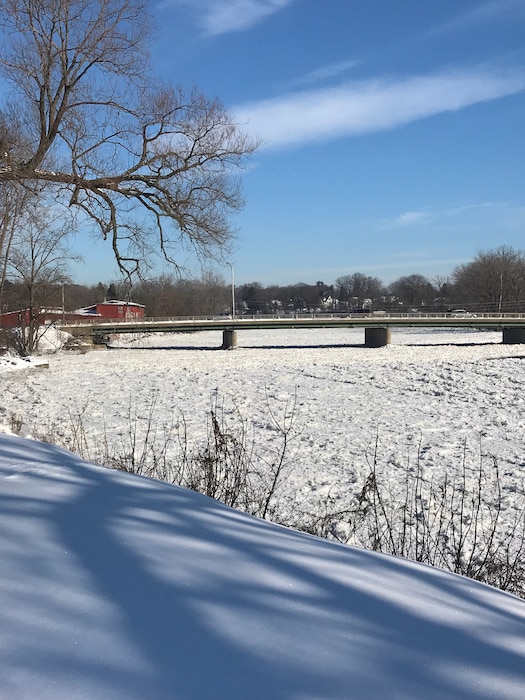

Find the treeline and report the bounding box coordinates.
[2,246,525,317]
[0,272,232,318]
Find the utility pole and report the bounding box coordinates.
[228,262,235,319]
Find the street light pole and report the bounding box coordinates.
[228,263,236,320]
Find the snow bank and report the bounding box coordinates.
[1,432,524,699]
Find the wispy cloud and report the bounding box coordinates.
[378,201,525,232]
[381,203,503,229]
[425,0,525,38]
[167,0,295,36]
[391,211,429,227]
[233,67,525,149]
[292,60,360,87]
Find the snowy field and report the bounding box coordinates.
[1,326,525,525]
[2,328,525,698]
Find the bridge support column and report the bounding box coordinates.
[93,333,110,347]
[222,329,238,349]
[365,327,391,348]
[502,327,525,344]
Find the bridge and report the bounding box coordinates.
[59,312,525,348]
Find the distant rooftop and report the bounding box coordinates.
[101,300,145,307]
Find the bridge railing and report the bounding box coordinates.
[57,311,525,327]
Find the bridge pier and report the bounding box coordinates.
[502,327,525,344]
[365,327,391,348]
[93,332,110,347]
[222,329,238,349]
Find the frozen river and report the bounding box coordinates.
[2,326,524,526]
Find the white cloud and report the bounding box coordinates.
[168,0,295,36]
[233,67,525,149]
[293,60,360,87]
[376,201,525,235]
[392,211,429,227]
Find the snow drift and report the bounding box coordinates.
[1,433,524,699]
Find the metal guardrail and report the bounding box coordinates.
[59,311,525,327]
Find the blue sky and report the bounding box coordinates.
[74,0,525,286]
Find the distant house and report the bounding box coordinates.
[75,300,145,321]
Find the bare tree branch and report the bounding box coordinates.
[0,0,258,275]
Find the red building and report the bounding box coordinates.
[0,301,145,327]
[0,309,35,329]
[75,300,145,321]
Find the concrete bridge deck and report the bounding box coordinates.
[59,312,525,348]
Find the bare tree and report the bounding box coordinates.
[452,246,525,312]
[389,274,435,309]
[7,201,79,353]
[0,0,257,276]
[335,273,386,310]
[0,183,34,311]
[432,274,450,309]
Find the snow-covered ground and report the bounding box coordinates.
[1,326,524,521]
[2,327,525,697]
[1,431,525,699]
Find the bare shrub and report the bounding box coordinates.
[304,437,525,598]
[30,391,525,598]
[9,411,23,434]
[0,327,25,355]
[54,390,299,522]
[0,328,10,354]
